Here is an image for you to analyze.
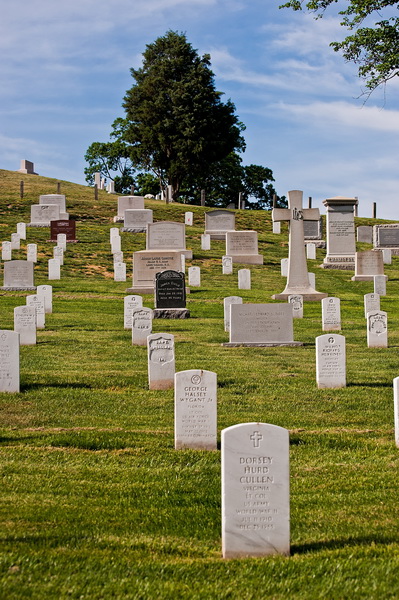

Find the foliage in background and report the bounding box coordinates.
[281,0,399,92]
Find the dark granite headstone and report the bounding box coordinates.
[155,270,186,308]
[49,220,77,242]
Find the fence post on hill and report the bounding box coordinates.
[57,182,61,194]
[200,189,205,206]
[308,196,312,208]
[372,202,376,219]
[94,184,98,201]
[130,186,134,195]
[19,180,24,199]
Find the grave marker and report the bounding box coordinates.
[29,204,60,226]
[205,210,235,240]
[146,221,192,259]
[280,258,288,277]
[322,196,357,269]
[53,246,64,266]
[57,234,67,251]
[357,226,373,243]
[288,295,303,318]
[316,334,346,388]
[11,233,21,250]
[201,234,211,250]
[226,231,263,265]
[393,377,399,448]
[2,241,11,261]
[2,260,35,290]
[115,196,145,222]
[224,304,302,347]
[322,297,341,331]
[124,295,143,329]
[222,256,233,275]
[26,295,45,329]
[131,307,153,346]
[306,243,316,259]
[37,285,53,314]
[364,293,380,318]
[272,221,281,234]
[374,275,387,296]
[223,296,243,332]
[128,250,182,294]
[351,250,384,281]
[122,209,153,232]
[48,258,61,280]
[154,271,189,318]
[174,370,217,450]
[14,306,36,345]
[238,269,251,290]
[0,330,20,393]
[114,262,126,281]
[188,266,200,287]
[367,310,388,348]
[373,224,399,254]
[27,244,37,263]
[50,220,77,242]
[272,190,327,300]
[147,333,175,390]
[221,422,290,558]
[185,212,193,226]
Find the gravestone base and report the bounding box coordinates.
[351,275,378,282]
[321,257,355,270]
[305,239,325,248]
[120,227,147,233]
[205,230,227,240]
[153,308,190,319]
[127,287,190,295]
[231,254,263,265]
[272,289,327,301]
[1,286,36,291]
[47,239,78,243]
[27,223,50,228]
[222,341,302,347]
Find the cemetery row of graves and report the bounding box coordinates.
[1,171,399,598]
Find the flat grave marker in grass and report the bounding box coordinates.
[221,422,290,558]
[174,369,217,450]
[316,333,346,389]
[0,329,20,393]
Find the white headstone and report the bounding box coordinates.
[280,258,288,277]
[26,294,45,329]
[30,204,60,226]
[222,255,233,275]
[205,210,235,240]
[14,306,36,345]
[174,369,217,450]
[316,334,346,389]
[27,244,37,263]
[147,221,191,259]
[288,295,303,318]
[2,241,11,261]
[147,333,175,390]
[111,236,121,254]
[184,212,193,226]
[357,226,373,243]
[114,262,126,281]
[53,246,64,265]
[0,330,20,393]
[17,222,26,239]
[322,297,341,331]
[124,295,143,329]
[221,422,290,558]
[57,234,67,251]
[113,251,124,264]
[39,194,67,214]
[188,266,200,287]
[11,233,21,250]
[225,303,301,347]
[238,269,251,290]
[306,243,316,259]
[393,377,399,448]
[181,253,185,273]
[273,190,326,300]
[367,310,388,348]
[129,250,182,294]
[201,234,211,250]
[110,227,119,242]
[122,209,153,232]
[37,285,53,314]
[48,258,61,280]
[226,231,263,265]
[374,275,387,296]
[308,272,316,289]
[223,296,243,332]
[131,307,153,346]
[364,293,380,318]
[272,221,281,234]
[382,249,392,264]
[116,196,145,220]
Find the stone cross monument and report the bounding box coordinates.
[272,190,327,301]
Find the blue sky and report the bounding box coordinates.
[1,0,398,218]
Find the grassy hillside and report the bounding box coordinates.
[1,169,399,599]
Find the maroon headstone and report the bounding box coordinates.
[49,220,77,242]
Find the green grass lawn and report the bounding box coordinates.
[1,170,399,599]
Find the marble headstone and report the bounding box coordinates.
[14,306,36,345]
[364,293,380,318]
[174,369,217,450]
[124,295,143,329]
[222,256,233,275]
[37,285,53,314]
[128,250,182,294]
[224,296,243,332]
[367,310,388,348]
[2,241,11,261]
[131,307,153,346]
[221,422,290,558]
[393,377,399,448]
[201,234,211,250]
[26,295,45,329]
[2,260,35,290]
[122,209,153,232]
[0,330,20,393]
[147,333,175,390]
[374,275,387,296]
[226,231,263,265]
[288,295,303,319]
[322,196,357,270]
[357,226,373,243]
[351,250,384,281]
[146,221,192,259]
[114,262,126,281]
[205,210,235,240]
[316,334,346,389]
[188,266,200,287]
[48,258,61,280]
[27,244,37,263]
[30,204,60,226]
[322,297,341,331]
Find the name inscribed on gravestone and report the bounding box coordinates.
[222,422,290,558]
[147,333,175,390]
[50,220,76,242]
[3,260,35,289]
[132,307,153,346]
[174,370,217,450]
[322,297,341,331]
[226,303,301,346]
[155,271,186,308]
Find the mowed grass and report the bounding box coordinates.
[1,170,399,599]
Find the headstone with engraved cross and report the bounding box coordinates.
[221,422,290,558]
[272,191,327,301]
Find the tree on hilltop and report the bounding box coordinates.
[281,0,399,93]
[121,30,245,201]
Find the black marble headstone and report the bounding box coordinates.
[155,271,186,308]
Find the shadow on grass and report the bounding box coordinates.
[347,381,392,388]
[21,382,92,392]
[292,534,399,555]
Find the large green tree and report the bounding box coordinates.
[122,30,245,201]
[281,0,399,91]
